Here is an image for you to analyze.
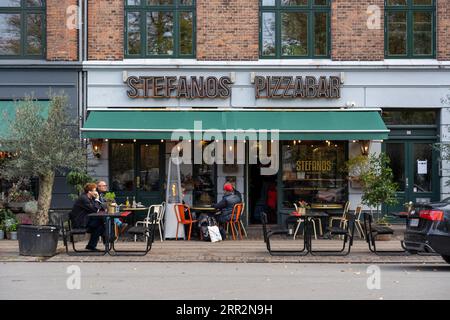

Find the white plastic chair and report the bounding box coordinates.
[134,202,166,242]
[293,203,320,240]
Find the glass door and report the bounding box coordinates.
[110,141,164,208]
[384,140,439,214]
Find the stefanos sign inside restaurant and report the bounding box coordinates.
[126,75,341,100]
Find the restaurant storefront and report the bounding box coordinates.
[81,62,449,226]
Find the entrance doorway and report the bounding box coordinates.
[109,140,165,209]
[384,140,440,213]
[248,163,278,224]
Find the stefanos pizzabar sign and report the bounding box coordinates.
[126,75,341,99]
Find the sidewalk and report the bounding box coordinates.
[0,239,446,264]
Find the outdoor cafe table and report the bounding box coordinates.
[88,212,123,254]
[120,206,148,225]
[190,206,218,217]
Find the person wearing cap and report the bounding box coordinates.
[213,182,242,224]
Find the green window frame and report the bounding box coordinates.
[259,0,330,59]
[125,0,196,58]
[0,0,46,59]
[385,0,436,59]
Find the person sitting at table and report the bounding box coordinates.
[69,183,104,251]
[96,180,127,234]
[213,183,242,225]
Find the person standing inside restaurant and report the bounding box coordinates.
[69,183,104,251]
[213,183,242,224]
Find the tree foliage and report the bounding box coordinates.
[0,95,86,224]
[360,153,398,220]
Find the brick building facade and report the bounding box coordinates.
[2,1,450,222]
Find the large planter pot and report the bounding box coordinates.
[17,225,60,257]
[0,230,4,239]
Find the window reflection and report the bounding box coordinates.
[281,141,347,207]
[110,142,135,192]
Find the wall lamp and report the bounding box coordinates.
[91,139,103,159]
[359,140,371,156]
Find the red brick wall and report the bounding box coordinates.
[437,0,450,60]
[88,0,124,60]
[197,0,259,61]
[46,0,79,61]
[331,0,384,61]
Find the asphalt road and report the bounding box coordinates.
[1,262,450,300]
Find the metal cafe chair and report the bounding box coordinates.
[174,203,198,240]
[112,211,157,256]
[133,202,166,242]
[60,217,107,256]
[293,203,320,240]
[363,211,406,256]
[308,210,356,256]
[354,205,365,239]
[226,203,245,240]
[261,212,308,256]
[329,200,351,229]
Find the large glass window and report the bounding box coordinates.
[192,141,216,206]
[0,0,45,58]
[382,109,437,125]
[125,0,195,58]
[385,0,435,58]
[260,0,330,59]
[110,142,135,192]
[281,141,347,207]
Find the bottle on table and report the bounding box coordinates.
[125,196,130,208]
[132,196,137,208]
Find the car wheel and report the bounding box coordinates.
[442,255,450,264]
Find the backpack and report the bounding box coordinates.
[198,215,218,241]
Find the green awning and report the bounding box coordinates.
[0,100,50,139]
[81,109,389,141]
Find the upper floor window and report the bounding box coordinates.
[125,0,195,58]
[260,0,330,59]
[0,0,45,58]
[385,0,435,58]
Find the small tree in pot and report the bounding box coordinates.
[0,95,86,256]
[359,153,398,225]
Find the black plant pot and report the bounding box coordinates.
[18,225,60,257]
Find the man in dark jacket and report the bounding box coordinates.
[213,183,242,224]
[69,183,104,251]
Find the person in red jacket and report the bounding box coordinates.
[266,182,277,223]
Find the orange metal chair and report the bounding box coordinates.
[226,203,244,240]
[174,204,197,240]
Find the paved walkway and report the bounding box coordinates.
[0,239,445,264]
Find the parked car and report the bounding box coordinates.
[404,201,450,264]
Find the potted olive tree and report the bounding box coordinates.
[0,95,86,256]
[360,153,398,240]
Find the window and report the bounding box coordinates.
[125,0,195,58]
[0,0,45,58]
[281,141,347,207]
[260,0,330,59]
[385,0,435,58]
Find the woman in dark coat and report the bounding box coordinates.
[69,183,104,251]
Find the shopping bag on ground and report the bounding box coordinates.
[207,225,222,243]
